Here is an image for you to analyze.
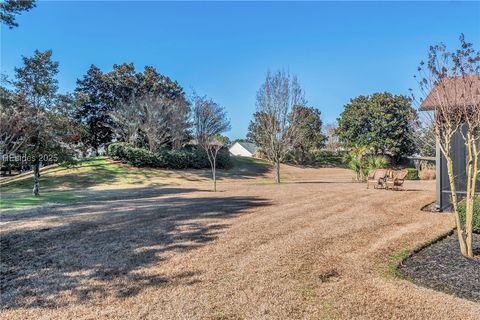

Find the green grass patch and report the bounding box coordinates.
[0,191,84,210]
[0,157,139,193]
[223,156,271,177]
[387,248,410,278]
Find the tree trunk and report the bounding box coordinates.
[465,132,477,257]
[213,162,216,192]
[275,159,281,183]
[446,156,469,256]
[32,161,40,197]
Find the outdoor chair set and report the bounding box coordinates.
[366,169,408,190]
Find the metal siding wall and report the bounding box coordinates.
[439,126,479,210]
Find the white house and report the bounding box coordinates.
[229,142,256,157]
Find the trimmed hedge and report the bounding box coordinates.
[405,168,419,180]
[107,142,231,169]
[458,197,480,234]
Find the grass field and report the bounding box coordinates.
[0,156,271,210]
[1,157,478,319]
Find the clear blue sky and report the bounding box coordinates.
[2,1,479,139]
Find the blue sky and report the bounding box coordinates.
[2,1,479,139]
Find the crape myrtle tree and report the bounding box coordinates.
[193,94,230,192]
[416,34,480,257]
[248,70,307,183]
[0,0,35,28]
[336,92,418,162]
[288,105,327,164]
[12,50,81,196]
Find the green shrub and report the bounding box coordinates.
[458,197,480,234]
[405,168,419,180]
[107,142,231,169]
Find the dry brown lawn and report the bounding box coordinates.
[1,163,479,319]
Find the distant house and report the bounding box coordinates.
[229,141,256,157]
[420,75,480,210]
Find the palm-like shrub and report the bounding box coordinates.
[343,145,389,181]
[364,155,389,178]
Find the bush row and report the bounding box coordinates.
[458,197,480,234]
[107,142,231,169]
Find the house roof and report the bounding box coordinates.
[235,142,256,154]
[420,75,480,111]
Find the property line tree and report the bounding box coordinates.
[76,64,190,153]
[11,50,81,196]
[248,70,306,183]
[14,49,58,196]
[75,65,113,153]
[193,94,230,192]
[416,34,480,257]
[288,105,327,164]
[336,92,418,162]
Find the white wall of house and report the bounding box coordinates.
[229,142,253,157]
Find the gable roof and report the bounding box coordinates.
[420,75,480,111]
[236,142,256,154]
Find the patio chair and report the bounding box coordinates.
[385,169,408,191]
[367,169,387,189]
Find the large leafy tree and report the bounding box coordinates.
[289,105,327,164]
[14,49,59,110]
[0,0,35,28]
[75,64,190,152]
[75,65,113,153]
[336,92,418,161]
[13,50,80,196]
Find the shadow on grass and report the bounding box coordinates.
[0,187,270,310]
[0,187,199,222]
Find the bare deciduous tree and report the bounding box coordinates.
[140,94,173,152]
[416,34,480,257]
[110,93,190,151]
[110,95,142,146]
[193,95,230,192]
[324,122,341,153]
[248,70,306,183]
[0,91,32,157]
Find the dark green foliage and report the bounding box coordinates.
[75,65,115,152]
[286,150,344,167]
[75,63,190,152]
[1,0,35,28]
[289,106,327,164]
[107,143,231,170]
[458,198,480,234]
[336,92,418,161]
[14,49,59,110]
[405,168,419,180]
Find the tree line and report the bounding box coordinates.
[247,70,424,183]
[1,49,230,194]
